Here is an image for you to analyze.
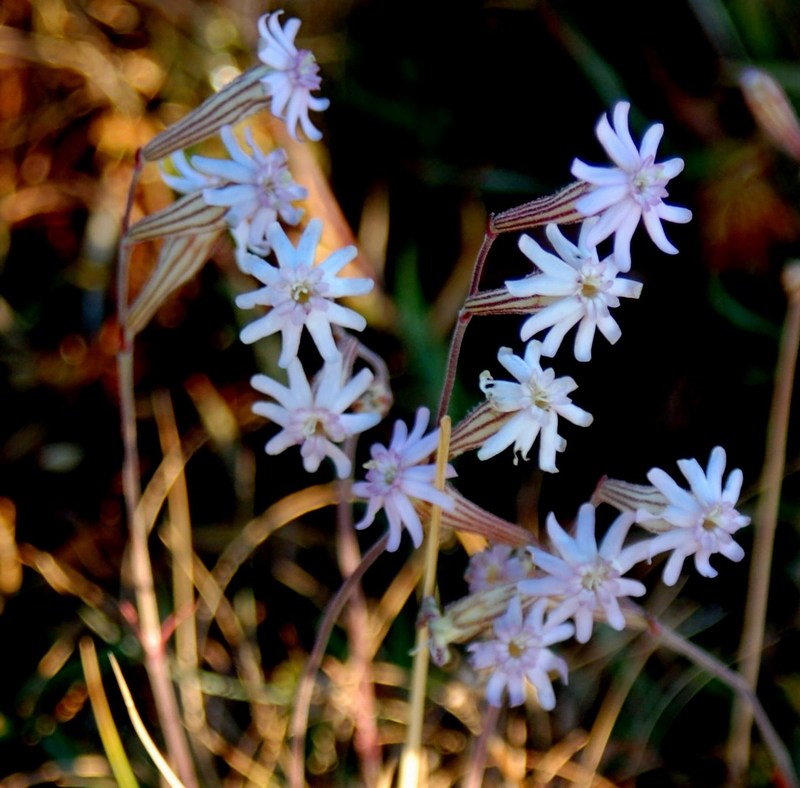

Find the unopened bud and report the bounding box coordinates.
[740,68,800,162]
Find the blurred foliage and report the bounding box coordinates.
[0,0,799,785]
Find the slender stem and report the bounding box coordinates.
[398,418,451,788]
[727,262,800,782]
[637,608,799,788]
[115,162,198,787]
[335,443,381,787]
[289,534,388,788]
[463,702,499,788]
[436,231,496,422]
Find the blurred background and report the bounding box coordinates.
[1,0,799,784]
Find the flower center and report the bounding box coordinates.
[291,50,322,90]
[290,279,313,303]
[529,382,550,411]
[631,158,669,208]
[580,558,611,591]
[302,413,328,438]
[507,638,526,659]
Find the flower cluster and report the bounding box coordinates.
[142,12,752,723]
[465,447,749,708]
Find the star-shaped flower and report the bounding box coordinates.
[162,126,307,263]
[629,446,751,585]
[476,341,593,472]
[250,357,381,478]
[236,219,374,367]
[520,504,646,643]
[507,220,643,361]
[467,596,573,709]
[353,407,456,552]
[257,11,330,141]
[571,101,692,271]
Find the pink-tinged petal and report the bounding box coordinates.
[639,122,664,161]
[323,365,371,411]
[304,313,339,362]
[539,311,582,356]
[594,310,622,345]
[575,184,631,216]
[662,548,690,586]
[583,199,632,246]
[266,430,301,455]
[596,106,639,170]
[556,403,593,427]
[722,467,744,504]
[507,274,576,298]
[611,205,642,271]
[575,503,599,556]
[659,158,685,180]
[573,317,598,361]
[518,235,576,278]
[277,323,303,367]
[609,278,643,299]
[322,301,368,331]
[657,202,693,224]
[327,277,374,298]
[251,402,289,426]
[641,210,679,255]
[319,245,358,276]
[646,467,699,511]
[296,218,323,266]
[571,160,630,186]
[239,311,284,344]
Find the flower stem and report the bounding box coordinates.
[727,262,800,782]
[398,418,451,788]
[115,167,198,787]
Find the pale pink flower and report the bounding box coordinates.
[508,220,643,361]
[236,219,374,367]
[477,341,593,472]
[465,545,533,593]
[520,503,646,643]
[571,101,692,271]
[250,357,381,478]
[630,447,750,585]
[257,11,330,141]
[467,596,573,709]
[353,407,456,552]
[193,126,306,256]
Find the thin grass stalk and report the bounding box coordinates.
[289,534,388,788]
[79,638,140,788]
[152,393,211,770]
[635,607,799,788]
[397,417,452,788]
[116,176,198,786]
[578,639,656,783]
[727,262,800,781]
[335,457,381,786]
[462,702,500,788]
[109,654,186,788]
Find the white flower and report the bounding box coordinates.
[467,596,573,709]
[250,357,381,478]
[194,126,307,255]
[630,447,750,585]
[353,407,456,552]
[236,219,374,367]
[160,127,307,262]
[520,504,646,643]
[571,101,692,271]
[507,220,643,361]
[160,150,221,193]
[257,11,330,141]
[465,545,533,593]
[476,341,593,472]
